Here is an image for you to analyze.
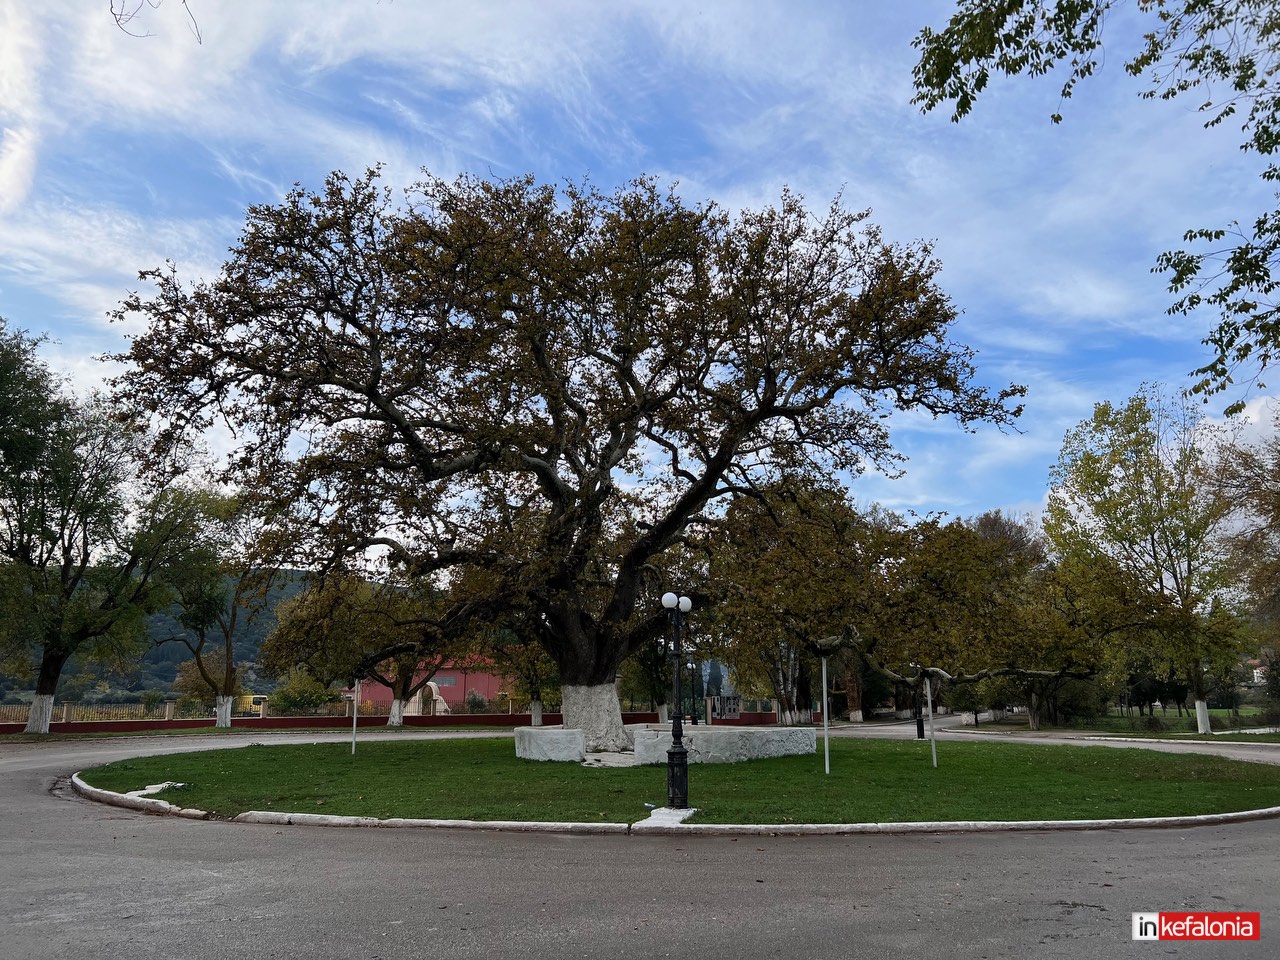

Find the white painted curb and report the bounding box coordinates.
[231,810,630,833]
[71,772,1280,835]
[71,773,210,820]
[631,804,1280,835]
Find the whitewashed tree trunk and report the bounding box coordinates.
[657,703,669,723]
[777,706,815,725]
[530,699,543,727]
[215,695,233,728]
[560,684,628,751]
[24,694,54,734]
[1195,699,1211,735]
[388,699,406,727]
[849,709,864,722]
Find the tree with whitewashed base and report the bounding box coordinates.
[115,170,1022,751]
[0,320,211,733]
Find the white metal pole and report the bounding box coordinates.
[925,674,937,769]
[822,656,830,775]
[351,678,360,756]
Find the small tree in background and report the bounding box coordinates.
[172,652,244,709]
[707,484,893,725]
[263,573,458,726]
[0,320,214,733]
[269,668,341,716]
[155,493,279,727]
[1045,386,1238,733]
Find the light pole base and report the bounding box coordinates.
[667,744,688,809]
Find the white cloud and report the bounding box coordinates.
[0,0,1269,519]
[0,2,42,123]
[0,1,44,212]
[0,126,38,213]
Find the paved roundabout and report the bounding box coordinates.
[2,725,1277,959]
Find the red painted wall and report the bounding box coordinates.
[349,667,507,708]
[708,711,779,726]
[0,712,664,735]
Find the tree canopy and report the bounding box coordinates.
[706,483,894,721]
[262,572,459,725]
[1044,384,1239,729]
[913,0,1280,410]
[0,320,213,732]
[115,168,1023,748]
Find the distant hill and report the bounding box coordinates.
[1,569,310,700]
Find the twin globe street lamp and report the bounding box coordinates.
[661,591,692,809]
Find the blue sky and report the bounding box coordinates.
[1,1,1273,519]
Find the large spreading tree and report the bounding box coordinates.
[115,168,1023,750]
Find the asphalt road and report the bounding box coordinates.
[2,728,1277,960]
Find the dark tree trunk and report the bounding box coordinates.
[844,663,863,721]
[25,647,72,733]
[34,649,70,697]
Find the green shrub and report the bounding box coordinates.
[270,670,341,715]
[140,689,166,713]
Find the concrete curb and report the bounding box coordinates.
[945,729,1280,744]
[631,804,1280,835]
[230,810,630,834]
[70,772,1280,835]
[1075,735,1280,746]
[70,773,210,820]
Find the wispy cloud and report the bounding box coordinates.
[0,126,38,214]
[0,0,1267,517]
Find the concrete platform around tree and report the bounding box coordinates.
[514,725,586,762]
[627,723,816,765]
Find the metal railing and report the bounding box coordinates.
[0,704,32,723]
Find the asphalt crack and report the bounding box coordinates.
[47,775,77,802]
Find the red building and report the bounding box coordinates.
[352,663,507,713]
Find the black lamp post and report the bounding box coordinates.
[662,591,691,809]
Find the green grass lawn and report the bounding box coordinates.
[975,708,1278,739]
[80,737,1280,825]
[1180,732,1280,743]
